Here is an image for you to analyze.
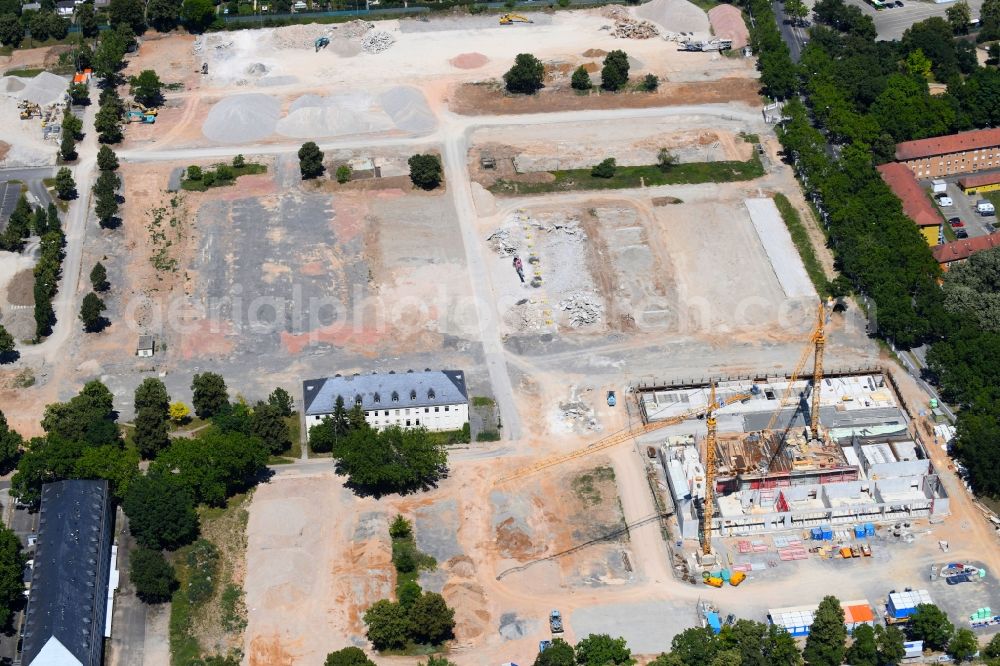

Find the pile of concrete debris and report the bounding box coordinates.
[487,228,518,256]
[557,291,603,326]
[362,30,394,53]
[558,390,601,432]
[603,6,659,39]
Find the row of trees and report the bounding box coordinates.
[32,205,65,340]
[300,143,443,191]
[504,50,647,96]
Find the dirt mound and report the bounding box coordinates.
[450,52,489,69]
[709,4,750,48]
[582,48,607,57]
[6,269,34,306]
[443,581,489,641]
[496,516,542,559]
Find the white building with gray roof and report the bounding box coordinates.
[303,369,469,435]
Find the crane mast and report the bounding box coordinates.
[810,302,826,441]
[702,383,718,556]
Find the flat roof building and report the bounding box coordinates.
[21,480,115,666]
[303,369,469,435]
[768,599,875,636]
[958,171,1000,195]
[896,128,1000,178]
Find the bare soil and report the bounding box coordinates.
[449,78,762,115]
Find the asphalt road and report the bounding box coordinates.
[771,0,809,61]
[0,166,57,224]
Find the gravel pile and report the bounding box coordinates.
[202,93,281,143]
[636,0,710,35]
[380,86,434,133]
[271,23,332,50]
[361,30,394,53]
[2,72,69,105]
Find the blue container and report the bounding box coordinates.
[865,522,875,537]
[721,569,732,582]
[811,527,823,541]
[854,525,866,538]
[822,526,833,540]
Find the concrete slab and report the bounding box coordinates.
[745,197,817,300]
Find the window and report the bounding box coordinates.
[406,420,411,426]
[391,391,399,402]
[445,406,450,412]
[410,389,417,400]
[425,408,429,413]
[374,392,380,403]
[384,410,389,416]
[355,394,362,406]
[435,407,440,413]
[428,388,436,399]
[416,419,421,425]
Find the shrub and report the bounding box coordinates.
[571,65,593,91]
[389,514,413,540]
[503,53,545,94]
[408,154,443,190]
[232,154,245,168]
[336,164,352,184]
[591,158,617,179]
[187,165,202,181]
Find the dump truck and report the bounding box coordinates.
[549,610,563,633]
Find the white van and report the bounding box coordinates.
[978,200,996,216]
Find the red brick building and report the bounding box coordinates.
[896,128,1000,179]
[877,163,942,246]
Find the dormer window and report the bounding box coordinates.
[428,388,435,399]
[391,391,399,402]
[354,394,362,406]
[410,389,417,400]
[374,392,380,403]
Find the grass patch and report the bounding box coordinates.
[471,396,495,407]
[390,519,436,599]
[41,178,69,212]
[4,68,44,77]
[942,220,957,242]
[267,455,295,464]
[740,132,760,144]
[572,465,615,507]
[168,493,251,666]
[985,191,1000,221]
[180,163,267,191]
[169,415,211,432]
[773,193,832,296]
[476,430,501,442]
[490,154,764,195]
[427,423,471,446]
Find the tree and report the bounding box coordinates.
[948,628,978,662]
[130,547,177,603]
[55,167,76,200]
[336,164,352,183]
[134,378,170,459]
[419,659,455,666]
[363,599,410,650]
[29,12,68,41]
[46,203,60,234]
[187,165,202,181]
[60,132,77,162]
[89,262,109,292]
[169,401,190,424]
[0,14,23,48]
[657,148,678,171]
[123,473,199,549]
[154,429,267,506]
[62,108,83,140]
[95,103,123,144]
[389,514,412,539]
[68,82,90,106]
[309,396,350,453]
[908,603,954,651]
[77,1,99,38]
[0,410,23,474]
[97,145,119,172]
[79,292,107,332]
[601,49,630,91]
[765,625,803,666]
[108,0,145,34]
[268,387,293,417]
[325,648,376,666]
[181,0,217,33]
[250,402,290,455]
[95,191,119,228]
[398,580,422,607]
[92,30,127,81]
[298,141,325,179]
[641,73,659,92]
[146,0,182,32]
[947,0,972,33]
[0,325,15,363]
[571,65,592,91]
[591,157,616,178]
[130,70,163,106]
[0,526,26,629]
[232,154,245,168]
[408,591,455,645]
[669,627,718,665]
[503,53,545,94]
[845,624,878,666]
[534,638,575,666]
[985,0,1000,37]
[802,596,846,666]
[191,372,228,418]
[408,154,443,190]
[786,0,809,22]
[332,425,448,494]
[575,633,635,665]
[74,444,140,500]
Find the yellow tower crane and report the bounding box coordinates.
[702,382,719,556]
[810,302,827,441]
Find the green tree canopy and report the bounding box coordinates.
[55,167,76,200]
[123,472,199,549]
[845,624,878,666]
[948,627,978,662]
[97,145,120,172]
[408,153,443,190]
[298,141,324,179]
[571,65,592,91]
[669,627,718,665]
[130,69,164,106]
[0,410,22,474]
[80,292,107,332]
[504,53,545,94]
[408,591,455,645]
[325,647,376,666]
[601,50,630,91]
[134,378,170,459]
[151,429,266,506]
[363,599,410,650]
[146,0,182,31]
[946,0,972,33]
[108,0,145,33]
[181,0,216,33]
[0,14,24,48]
[130,547,177,603]
[575,633,635,665]
[802,596,846,666]
[908,604,954,651]
[77,1,99,38]
[534,638,575,666]
[191,372,228,418]
[0,325,15,363]
[250,401,291,455]
[268,387,293,416]
[332,424,447,494]
[0,526,26,630]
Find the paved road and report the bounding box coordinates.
[772,0,808,62]
[0,166,57,207]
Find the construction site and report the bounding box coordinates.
[2,0,997,664]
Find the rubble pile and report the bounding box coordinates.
[603,6,659,39]
[557,291,603,326]
[340,19,375,38]
[272,23,332,49]
[361,31,395,53]
[558,395,601,432]
[487,228,518,256]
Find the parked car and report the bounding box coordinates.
[949,218,964,227]
[936,194,954,207]
[956,228,969,239]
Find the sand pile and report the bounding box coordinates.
[636,0,710,35]
[450,52,489,69]
[1,72,69,105]
[202,94,281,143]
[380,86,435,133]
[708,4,750,48]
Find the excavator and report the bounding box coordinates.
[499,13,533,25]
[315,36,330,52]
[128,100,158,116]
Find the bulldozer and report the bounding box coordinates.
[499,13,533,24]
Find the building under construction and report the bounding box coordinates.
[643,371,950,540]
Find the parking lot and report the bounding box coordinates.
[0,484,39,664]
[843,0,987,40]
[927,175,999,240]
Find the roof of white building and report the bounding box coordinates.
[303,370,468,415]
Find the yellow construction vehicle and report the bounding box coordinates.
[19,103,40,120]
[494,387,755,486]
[129,101,158,116]
[499,13,533,24]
